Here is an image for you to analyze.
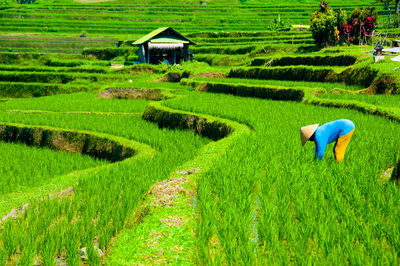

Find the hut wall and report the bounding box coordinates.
[184,44,189,61]
[138,44,146,63]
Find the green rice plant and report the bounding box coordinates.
[40,231,56,266]
[87,245,100,265]
[164,91,400,264]
[0,92,156,113]
[0,82,87,97]
[0,106,210,263]
[2,221,19,258]
[20,234,35,265]
[66,228,79,266]
[228,64,377,88]
[181,78,305,101]
[251,54,359,67]
[0,141,105,195]
[318,93,400,108]
[187,76,364,91]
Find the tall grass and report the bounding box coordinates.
[0,92,149,113]
[0,108,209,263]
[164,92,400,264]
[0,142,105,195]
[319,93,400,109]
[189,77,364,91]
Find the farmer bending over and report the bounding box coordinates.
[300,119,355,162]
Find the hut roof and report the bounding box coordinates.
[133,27,195,45]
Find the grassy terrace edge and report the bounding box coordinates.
[0,122,156,217]
[181,78,304,101]
[142,99,237,141]
[106,98,251,264]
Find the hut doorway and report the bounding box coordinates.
[147,43,185,64]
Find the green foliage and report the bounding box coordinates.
[346,7,378,44]
[311,1,377,46]
[310,3,342,46]
[15,0,35,4]
[266,15,288,31]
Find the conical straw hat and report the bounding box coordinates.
[300,124,319,146]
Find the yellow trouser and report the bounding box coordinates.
[334,129,354,162]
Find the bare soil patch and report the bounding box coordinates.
[160,216,185,226]
[148,177,188,207]
[111,64,124,69]
[196,72,226,79]
[98,87,162,101]
[380,166,394,184]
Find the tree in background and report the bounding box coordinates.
[381,0,400,27]
[311,1,378,46]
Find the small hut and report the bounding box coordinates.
[133,27,195,65]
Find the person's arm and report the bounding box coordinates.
[315,139,327,160]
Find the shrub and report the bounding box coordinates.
[345,7,378,44]
[310,1,377,46]
[310,1,346,46]
[47,27,59,33]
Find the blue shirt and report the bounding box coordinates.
[314,119,355,160]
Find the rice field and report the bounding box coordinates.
[0,141,105,195]
[1,0,400,264]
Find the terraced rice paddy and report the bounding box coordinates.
[0,141,105,195]
[1,0,400,264]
